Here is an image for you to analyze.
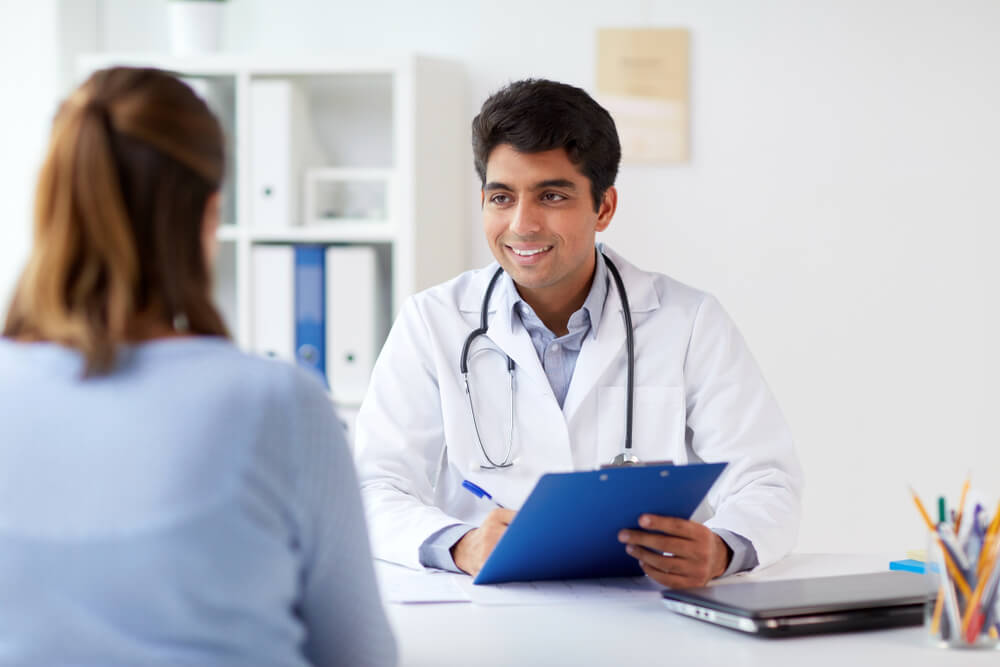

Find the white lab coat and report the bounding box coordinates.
[354,246,802,571]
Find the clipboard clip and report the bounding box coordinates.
[600,458,674,469]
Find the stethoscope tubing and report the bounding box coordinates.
[460,250,636,467]
[602,254,635,453]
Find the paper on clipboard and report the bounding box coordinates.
[473,462,727,585]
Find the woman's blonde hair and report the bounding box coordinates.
[3,67,228,374]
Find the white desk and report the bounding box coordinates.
[382,554,999,666]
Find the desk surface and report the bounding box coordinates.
[383,554,1000,666]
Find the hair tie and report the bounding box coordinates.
[84,100,114,135]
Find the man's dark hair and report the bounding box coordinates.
[471,79,621,211]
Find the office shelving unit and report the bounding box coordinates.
[77,53,467,432]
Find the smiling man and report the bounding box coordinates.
[354,79,802,587]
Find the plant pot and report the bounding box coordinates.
[168,1,225,55]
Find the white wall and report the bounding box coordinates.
[0,0,96,309]
[13,0,1000,555]
[0,1,59,310]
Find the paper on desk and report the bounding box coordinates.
[455,575,661,605]
[374,560,471,604]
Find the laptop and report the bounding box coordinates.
[660,571,934,638]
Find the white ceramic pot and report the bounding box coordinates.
[167,1,225,55]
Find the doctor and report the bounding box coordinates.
[355,79,802,588]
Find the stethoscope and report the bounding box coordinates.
[460,250,638,469]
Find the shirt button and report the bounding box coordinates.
[550,343,561,353]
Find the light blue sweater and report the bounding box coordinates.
[0,337,396,666]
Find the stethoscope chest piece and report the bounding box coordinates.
[609,452,641,467]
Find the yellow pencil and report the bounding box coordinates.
[922,485,949,636]
[911,487,936,530]
[954,475,971,531]
[910,487,972,597]
[961,502,1000,640]
[960,537,1000,639]
[930,592,944,635]
[977,500,1000,579]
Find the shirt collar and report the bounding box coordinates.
[502,245,610,339]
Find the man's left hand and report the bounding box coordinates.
[617,515,732,588]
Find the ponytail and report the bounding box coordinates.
[3,67,227,375]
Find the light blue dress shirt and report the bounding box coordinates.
[419,248,757,576]
[0,337,396,666]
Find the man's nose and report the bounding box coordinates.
[508,201,541,235]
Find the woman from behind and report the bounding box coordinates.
[0,67,396,666]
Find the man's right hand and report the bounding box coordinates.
[450,508,516,575]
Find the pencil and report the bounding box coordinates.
[910,487,936,530]
[960,502,1000,641]
[910,487,972,597]
[954,475,971,532]
[930,591,945,635]
[978,500,1000,579]
[961,537,1000,641]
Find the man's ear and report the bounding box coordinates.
[595,186,617,232]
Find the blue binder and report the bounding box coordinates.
[473,462,727,585]
[294,245,327,386]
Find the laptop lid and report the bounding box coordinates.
[660,571,934,637]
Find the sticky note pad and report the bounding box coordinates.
[889,559,925,574]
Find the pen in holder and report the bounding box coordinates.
[913,487,1000,649]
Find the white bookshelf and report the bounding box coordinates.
[78,53,467,423]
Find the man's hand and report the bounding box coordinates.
[450,508,516,575]
[617,514,732,588]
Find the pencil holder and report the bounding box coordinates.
[924,531,1000,649]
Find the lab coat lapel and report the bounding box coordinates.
[561,286,625,423]
[484,306,551,396]
[562,249,660,424]
[458,264,552,396]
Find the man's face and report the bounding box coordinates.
[481,144,616,306]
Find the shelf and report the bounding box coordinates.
[77,52,415,77]
[332,397,364,410]
[218,224,398,244]
[248,224,398,244]
[305,167,395,180]
[78,53,466,432]
[305,167,394,226]
[217,225,243,242]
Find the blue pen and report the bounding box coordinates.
[462,480,505,508]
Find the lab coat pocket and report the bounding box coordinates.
[597,386,686,463]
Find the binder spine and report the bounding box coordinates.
[250,80,295,228]
[250,244,295,361]
[294,245,327,386]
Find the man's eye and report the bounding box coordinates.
[491,194,512,205]
[542,193,566,202]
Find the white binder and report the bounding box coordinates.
[325,246,383,404]
[249,79,322,228]
[251,244,295,361]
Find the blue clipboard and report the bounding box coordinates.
[473,462,727,585]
